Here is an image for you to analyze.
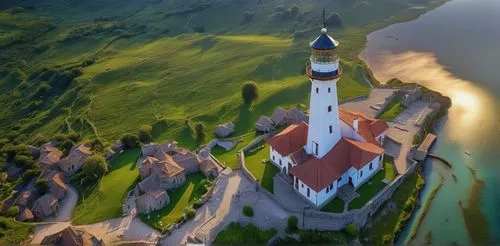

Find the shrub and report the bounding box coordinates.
[120,133,140,149]
[344,223,357,237]
[59,139,75,155]
[185,208,196,220]
[13,154,34,169]
[22,168,41,182]
[138,125,153,143]
[287,216,298,233]
[35,179,49,195]
[5,206,19,217]
[242,205,254,217]
[82,155,108,181]
[91,138,105,153]
[195,123,205,142]
[241,81,259,104]
[193,199,204,209]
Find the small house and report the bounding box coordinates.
[255,116,274,132]
[215,122,235,138]
[271,107,288,126]
[136,189,169,214]
[41,226,104,246]
[32,194,59,218]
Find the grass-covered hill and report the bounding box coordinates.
[0,0,446,148]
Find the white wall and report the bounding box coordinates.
[311,61,339,73]
[269,147,296,175]
[340,121,366,143]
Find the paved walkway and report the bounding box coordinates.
[45,184,78,222]
[340,88,395,117]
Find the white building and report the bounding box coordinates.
[266,27,389,208]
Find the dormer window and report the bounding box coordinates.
[316,88,319,93]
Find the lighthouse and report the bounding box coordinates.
[305,27,342,158]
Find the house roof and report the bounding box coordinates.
[215,122,235,137]
[271,107,287,124]
[50,173,67,199]
[138,173,162,193]
[142,144,158,155]
[41,226,100,246]
[32,194,58,217]
[16,208,34,222]
[172,150,200,169]
[290,137,384,192]
[339,109,389,145]
[255,116,273,130]
[159,140,178,154]
[310,31,339,50]
[266,122,308,156]
[286,108,309,124]
[40,147,64,167]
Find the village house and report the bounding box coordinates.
[215,122,235,138]
[286,107,309,125]
[271,107,288,126]
[39,143,64,169]
[32,194,59,218]
[255,116,274,132]
[172,149,202,174]
[58,144,91,175]
[138,155,186,193]
[266,27,389,207]
[136,189,169,214]
[41,226,104,246]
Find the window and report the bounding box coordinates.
[326,187,329,193]
[328,87,331,93]
[329,125,333,134]
[301,183,304,188]
[330,183,333,190]
[307,188,310,197]
[339,176,342,181]
[273,155,275,161]
[328,105,332,112]
[369,162,373,170]
[360,170,363,177]
[314,142,319,156]
[279,159,282,165]
[316,88,319,93]
[379,155,382,161]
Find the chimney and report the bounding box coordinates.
[353,117,359,132]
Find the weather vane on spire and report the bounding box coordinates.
[322,8,326,28]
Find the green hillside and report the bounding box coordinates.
[0,0,446,148]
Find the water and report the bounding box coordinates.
[360,0,500,244]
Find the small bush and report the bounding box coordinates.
[138,125,153,143]
[5,206,19,217]
[22,168,41,182]
[287,216,298,233]
[185,208,196,220]
[193,199,204,209]
[344,223,357,237]
[242,205,254,217]
[82,155,108,181]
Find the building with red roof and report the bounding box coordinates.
[265,27,389,207]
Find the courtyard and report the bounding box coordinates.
[212,133,260,169]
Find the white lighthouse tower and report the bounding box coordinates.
[305,26,342,158]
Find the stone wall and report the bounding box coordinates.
[239,133,271,183]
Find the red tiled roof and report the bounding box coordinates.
[266,122,308,156]
[339,109,389,145]
[289,137,384,192]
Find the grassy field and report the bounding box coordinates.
[348,170,386,210]
[244,142,279,193]
[0,217,34,245]
[321,197,345,213]
[139,172,207,232]
[213,222,277,245]
[211,133,260,169]
[0,0,447,150]
[72,148,140,225]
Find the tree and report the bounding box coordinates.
[120,133,140,149]
[287,216,298,233]
[138,125,153,143]
[22,168,41,182]
[35,179,49,195]
[241,81,259,104]
[5,206,19,217]
[91,138,105,153]
[59,139,75,155]
[82,155,108,181]
[13,154,34,169]
[195,123,205,142]
[242,205,254,217]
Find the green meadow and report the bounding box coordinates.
[0,0,446,150]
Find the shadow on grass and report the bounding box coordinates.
[261,162,279,193]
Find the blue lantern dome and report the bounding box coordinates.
[310,28,339,50]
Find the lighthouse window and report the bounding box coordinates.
[316,88,319,93]
[328,105,332,112]
[329,125,332,134]
[328,87,331,93]
[307,188,310,197]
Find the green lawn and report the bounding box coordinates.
[72,148,141,225]
[321,197,345,213]
[378,96,406,121]
[139,172,208,233]
[348,170,387,210]
[211,133,260,169]
[244,142,279,193]
[0,217,34,245]
[213,222,277,245]
[383,155,397,181]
